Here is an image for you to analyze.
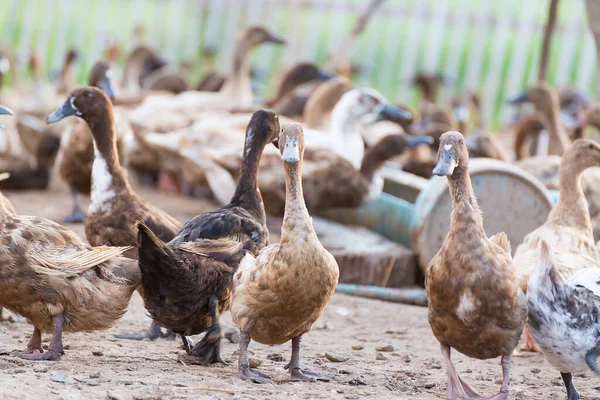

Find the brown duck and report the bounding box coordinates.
[426,131,527,399]
[231,123,339,383]
[133,109,279,364]
[55,60,133,223]
[0,190,140,361]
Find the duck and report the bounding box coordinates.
[302,76,353,129]
[0,171,16,323]
[426,131,527,400]
[259,133,432,215]
[132,26,286,117]
[46,87,181,259]
[0,188,140,361]
[526,240,600,400]
[509,83,571,157]
[514,139,600,351]
[131,110,279,363]
[231,122,339,383]
[55,60,134,223]
[268,62,336,119]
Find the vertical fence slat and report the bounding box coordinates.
[422,0,450,73]
[463,0,494,92]
[576,29,597,96]
[440,0,470,103]
[554,0,585,87]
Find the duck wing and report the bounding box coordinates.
[170,207,267,252]
[569,267,600,298]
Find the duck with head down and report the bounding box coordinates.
[55,60,134,223]
[231,123,339,383]
[426,131,527,400]
[130,110,279,365]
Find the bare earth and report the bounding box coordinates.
[0,185,599,400]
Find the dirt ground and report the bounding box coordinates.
[0,185,599,400]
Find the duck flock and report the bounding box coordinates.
[0,18,598,400]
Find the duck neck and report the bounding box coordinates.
[359,141,396,181]
[88,108,130,197]
[230,138,266,225]
[548,163,593,234]
[541,104,570,156]
[281,160,314,242]
[220,39,253,104]
[447,167,486,237]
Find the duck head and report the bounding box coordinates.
[274,63,335,101]
[433,131,469,177]
[334,88,412,126]
[244,109,281,155]
[508,83,559,115]
[243,25,286,47]
[46,87,109,125]
[563,139,600,171]
[279,123,304,163]
[88,61,116,99]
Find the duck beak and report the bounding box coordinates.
[272,137,279,149]
[405,135,434,148]
[46,97,79,124]
[0,105,13,116]
[97,71,116,99]
[507,92,529,105]
[432,145,458,176]
[453,104,470,123]
[377,105,412,122]
[281,137,299,163]
[266,33,286,45]
[316,70,336,81]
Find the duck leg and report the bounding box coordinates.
[481,355,511,400]
[64,185,86,223]
[441,344,480,399]
[560,372,580,400]
[238,331,272,384]
[284,335,330,382]
[519,329,542,353]
[18,314,64,361]
[26,327,43,354]
[189,295,224,365]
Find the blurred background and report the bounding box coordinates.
[0,0,594,128]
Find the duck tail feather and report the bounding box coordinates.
[586,350,600,376]
[490,231,511,254]
[136,220,177,274]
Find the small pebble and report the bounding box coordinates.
[33,365,49,373]
[325,353,348,363]
[424,383,435,389]
[63,344,70,350]
[530,368,541,374]
[375,353,388,361]
[376,345,394,352]
[224,328,240,344]
[348,378,366,386]
[351,345,364,351]
[400,354,411,363]
[51,373,68,383]
[267,353,284,362]
[248,358,261,368]
[106,391,125,400]
[89,372,101,379]
[92,351,104,357]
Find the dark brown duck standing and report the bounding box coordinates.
[426,131,527,400]
[47,87,181,339]
[133,110,279,365]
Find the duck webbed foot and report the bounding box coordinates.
[64,185,86,223]
[441,344,480,399]
[560,372,580,400]
[284,335,330,382]
[187,295,225,364]
[480,355,512,400]
[238,331,272,384]
[18,315,64,361]
[114,321,176,341]
[519,329,542,353]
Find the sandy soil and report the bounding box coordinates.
[0,185,599,400]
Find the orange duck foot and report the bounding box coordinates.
[519,330,543,353]
[158,171,181,195]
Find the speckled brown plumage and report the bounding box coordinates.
[0,196,140,360]
[231,123,339,383]
[426,131,526,399]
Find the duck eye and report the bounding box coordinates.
[589,144,595,150]
[85,91,93,98]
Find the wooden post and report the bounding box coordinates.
[538,0,559,83]
[585,0,600,99]
[323,0,385,74]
